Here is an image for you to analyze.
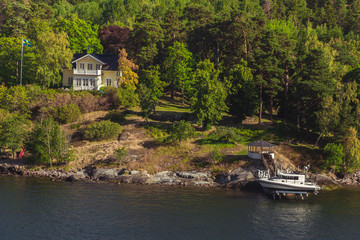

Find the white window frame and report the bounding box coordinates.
[88,63,93,70]
[106,78,112,86]
[79,63,85,70]
[96,64,101,70]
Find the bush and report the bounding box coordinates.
[323,143,344,173]
[166,120,195,145]
[105,110,127,123]
[211,147,224,164]
[56,103,81,124]
[84,120,122,141]
[212,126,242,144]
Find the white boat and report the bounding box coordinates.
[258,172,321,192]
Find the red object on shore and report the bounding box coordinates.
[17,148,26,159]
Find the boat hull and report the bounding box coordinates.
[259,178,321,192]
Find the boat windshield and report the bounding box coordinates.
[280,175,299,180]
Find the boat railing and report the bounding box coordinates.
[256,169,270,179]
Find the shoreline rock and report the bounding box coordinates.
[0,163,358,190]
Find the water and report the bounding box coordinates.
[0,175,359,240]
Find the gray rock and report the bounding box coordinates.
[91,168,118,180]
[130,170,140,175]
[309,173,339,186]
[229,168,255,182]
[214,174,230,184]
[153,171,175,184]
[176,171,210,180]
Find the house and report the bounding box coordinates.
[62,53,120,90]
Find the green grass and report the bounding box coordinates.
[156,98,191,113]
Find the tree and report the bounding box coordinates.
[343,127,360,170]
[164,41,194,103]
[190,60,227,128]
[99,25,130,54]
[129,15,164,69]
[314,96,340,148]
[138,66,164,120]
[0,113,29,159]
[118,48,139,90]
[35,30,73,88]
[167,120,195,146]
[0,37,36,86]
[323,143,344,173]
[55,15,103,54]
[26,117,72,166]
[227,60,258,121]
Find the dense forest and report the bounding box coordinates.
[2,0,360,173]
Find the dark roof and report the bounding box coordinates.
[71,53,119,71]
[248,140,276,148]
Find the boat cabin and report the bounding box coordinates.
[247,140,276,160]
[278,173,306,184]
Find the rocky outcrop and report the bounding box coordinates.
[308,173,340,186]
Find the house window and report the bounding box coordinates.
[67,77,73,86]
[85,79,89,86]
[88,63,93,70]
[76,78,81,86]
[79,63,84,70]
[106,79,112,86]
[96,64,101,70]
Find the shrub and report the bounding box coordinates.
[166,120,195,145]
[105,110,127,123]
[72,91,100,113]
[323,143,344,173]
[115,146,128,165]
[84,120,122,141]
[212,126,242,144]
[211,147,224,164]
[56,103,81,124]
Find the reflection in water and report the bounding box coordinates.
[0,176,359,240]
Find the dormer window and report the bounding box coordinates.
[88,63,93,70]
[79,63,84,69]
[96,64,101,70]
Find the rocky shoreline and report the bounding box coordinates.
[0,163,358,189]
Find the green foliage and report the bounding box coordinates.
[323,143,344,173]
[166,120,195,145]
[343,127,360,170]
[212,126,242,144]
[84,120,122,141]
[105,110,127,124]
[56,103,81,124]
[115,146,128,165]
[55,15,103,54]
[118,86,139,108]
[0,113,29,158]
[211,147,224,164]
[26,118,72,166]
[190,60,227,128]
[34,30,73,88]
[227,60,258,120]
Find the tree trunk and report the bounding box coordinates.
[181,86,185,106]
[313,132,323,149]
[171,79,175,99]
[284,66,289,120]
[216,41,220,71]
[259,83,263,124]
[297,102,300,128]
[270,95,273,121]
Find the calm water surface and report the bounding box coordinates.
[0,175,359,240]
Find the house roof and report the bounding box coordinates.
[71,53,119,71]
[248,140,276,148]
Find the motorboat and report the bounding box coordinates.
[258,172,321,192]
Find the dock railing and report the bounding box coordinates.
[256,169,270,179]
